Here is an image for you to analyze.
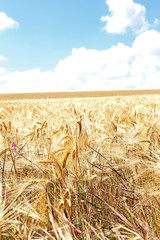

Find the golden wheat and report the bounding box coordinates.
[0,95,160,239]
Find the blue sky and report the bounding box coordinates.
[0,0,160,93]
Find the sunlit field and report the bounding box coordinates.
[0,94,160,239]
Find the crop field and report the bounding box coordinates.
[0,94,160,239]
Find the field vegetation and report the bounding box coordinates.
[0,95,160,239]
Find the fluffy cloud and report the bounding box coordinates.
[0,12,19,31]
[0,56,7,75]
[0,69,55,93]
[0,67,6,74]
[101,0,149,34]
[0,30,160,93]
[0,56,7,61]
[132,30,160,55]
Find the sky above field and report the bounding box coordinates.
[0,0,160,93]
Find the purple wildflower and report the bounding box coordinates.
[121,186,124,196]
[74,228,83,235]
[7,191,11,196]
[12,144,16,150]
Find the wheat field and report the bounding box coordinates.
[0,94,160,239]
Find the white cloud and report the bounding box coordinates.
[154,18,159,26]
[0,56,7,61]
[0,56,7,75]
[101,0,149,34]
[0,67,6,74]
[132,30,160,55]
[0,30,160,93]
[0,12,19,31]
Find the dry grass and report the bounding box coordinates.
[0,94,160,239]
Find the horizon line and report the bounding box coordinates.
[0,89,160,100]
